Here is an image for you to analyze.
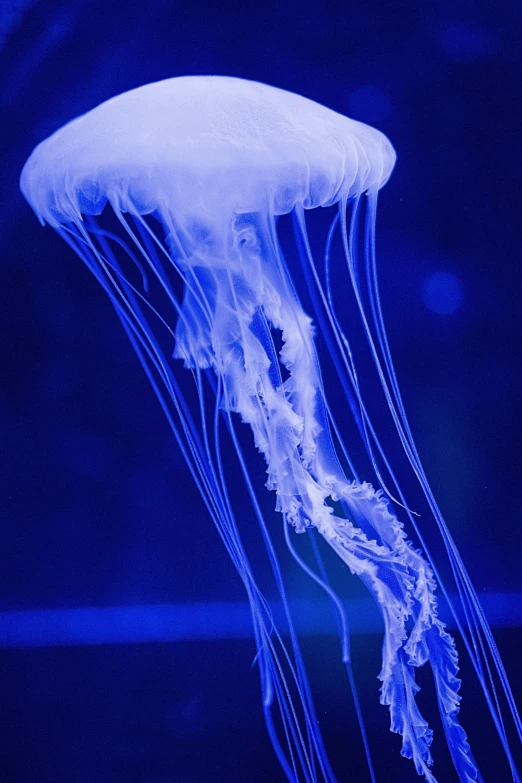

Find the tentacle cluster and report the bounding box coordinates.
[170,217,477,781]
[52,198,520,783]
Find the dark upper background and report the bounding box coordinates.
[0,1,521,781]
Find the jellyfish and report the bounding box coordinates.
[20,76,520,782]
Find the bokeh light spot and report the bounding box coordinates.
[441,24,496,62]
[422,271,463,315]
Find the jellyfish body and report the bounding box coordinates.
[20,76,520,782]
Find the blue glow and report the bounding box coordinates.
[441,24,496,62]
[0,594,519,648]
[422,270,463,315]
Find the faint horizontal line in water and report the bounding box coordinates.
[0,593,520,648]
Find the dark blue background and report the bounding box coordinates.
[1,1,521,781]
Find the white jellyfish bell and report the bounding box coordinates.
[20,76,521,783]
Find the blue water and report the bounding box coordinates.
[1,1,520,781]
